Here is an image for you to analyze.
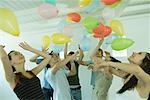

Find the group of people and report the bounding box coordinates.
[0,37,150,100]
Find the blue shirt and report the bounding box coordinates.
[36,58,53,89]
[86,60,97,87]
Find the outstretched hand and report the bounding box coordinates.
[19,42,33,51]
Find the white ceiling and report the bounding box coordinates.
[0,0,150,36]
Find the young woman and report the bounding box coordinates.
[0,42,51,100]
[94,52,150,100]
[64,44,84,100]
[46,51,79,100]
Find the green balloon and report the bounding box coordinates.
[111,38,134,51]
[44,0,57,5]
[82,16,99,32]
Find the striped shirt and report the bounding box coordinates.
[13,71,45,100]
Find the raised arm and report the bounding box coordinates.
[64,43,68,59]
[19,42,51,75]
[77,44,84,62]
[91,37,104,57]
[98,62,150,83]
[30,48,48,62]
[19,42,49,59]
[0,45,15,85]
[51,51,79,74]
[110,68,129,79]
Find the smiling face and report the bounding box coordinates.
[128,52,146,65]
[8,51,25,66]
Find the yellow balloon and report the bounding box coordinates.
[51,33,71,44]
[0,8,20,36]
[79,0,93,8]
[109,19,124,36]
[42,35,51,49]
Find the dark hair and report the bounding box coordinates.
[8,51,16,72]
[68,51,75,55]
[110,56,121,63]
[49,51,59,56]
[98,48,103,56]
[117,53,150,100]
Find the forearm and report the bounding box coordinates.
[64,43,68,58]
[0,47,8,58]
[108,62,140,75]
[0,48,15,82]
[111,67,129,79]
[32,58,51,75]
[91,39,104,57]
[29,48,49,58]
[61,53,78,66]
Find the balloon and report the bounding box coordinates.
[44,0,57,5]
[79,0,93,8]
[80,36,91,51]
[51,33,71,44]
[109,19,124,36]
[82,16,99,34]
[42,35,51,49]
[101,0,120,5]
[0,8,20,36]
[63,26,74,38]
[84,0,104,13]
[109,0,121,8]
[111,38,134,51]
[93,23,112,38]
[67,12,81,23]
[38,3,58,19]
[102,7,116,21]
[58,0,78,8]
[52,44,64,53]
[57,18,67,32]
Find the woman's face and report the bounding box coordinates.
[128,52,146,65]
[9,51,25,65]
[49,53,60,65]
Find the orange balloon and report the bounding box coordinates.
[67,12,81,23]
[93,23,112,38]
[101,0,120,5]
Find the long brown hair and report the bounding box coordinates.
[117,53,150,100]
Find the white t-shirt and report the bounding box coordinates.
[46,67,71,100]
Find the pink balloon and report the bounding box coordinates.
[63,26,74,38]
[38,3,58,19]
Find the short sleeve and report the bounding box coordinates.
[36,58,43,64]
